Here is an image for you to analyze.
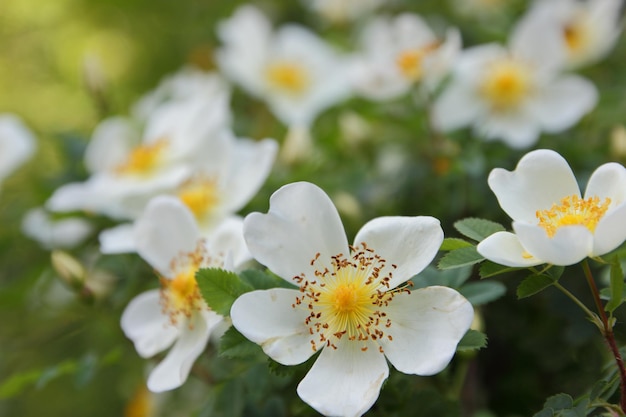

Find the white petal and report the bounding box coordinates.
[0,114,36,184]
[380,286,473,375]
[593,203,626,256]
[243,182,349,284]
[297,340,389,417]
[121,290,179,358]
[353,216,443,289]
[431,81,483,132]
[134,196,200,277]
[488,149,580,223]
[230,288,316,365]
[147,313,212,392]
[533,75,598,132]
[514,222,593,266]
[99,223,136,254]
[585,162,626,206]
[477,110,541,149]
[85,117,137,174]
[205,217,251,271]
[477,231,544,267]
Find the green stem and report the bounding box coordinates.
[553,281,598,322]
[582,260,626,414]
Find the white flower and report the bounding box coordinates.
[99,133,277,254]
[22,207,93,249]
[231,182,473,417]
[431,18,598,148]
[351,13,461,100]
[0,114,36,188]
[121,196,251,392]
[216,5,351,128]
[303,0,385,24]
[46,72,231,219]
[477,149,626,267]
[515,0,623,69]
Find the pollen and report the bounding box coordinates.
[292,243,403,352]
[116,139,168,176]
[396,42,439,81]
[479,59,532,111]
[159,240,215,326]
[563,15,591,56]
[536,194,611,238]
[265,61,310,95]
[177,177,220,220]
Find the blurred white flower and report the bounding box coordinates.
[477,149,626,266]
[216,4,352,160]
[0,114,36,188]
[46,71,231,220]
[231,182,473,417]
[303,0,385,24]
[22,207,93,249]
[351,13,461,100]
[431,17,598,148]
[99,133,277,254]
[121,196,251,392]
[515,0,623,69]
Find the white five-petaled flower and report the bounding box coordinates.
[0,114,36,189]
[121,196,251,392]
[477,149,626,267]
[230,182,474,417]
[515,0,623,69]
[350,13,461,101]
[431,14,598,148]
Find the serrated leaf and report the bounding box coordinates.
[605,257,624,313]
[196,268,253,316]
[218,327,262,359]
[453,218,506,242]
[533,409,554,417]
[438,246,484,270]
[412,265,473,289]
[456,329,488,352]
[544,393,573,411]
[440,238,473,251]
[479,261,521,279]
[517,274,555,299]
[460,281,506,306]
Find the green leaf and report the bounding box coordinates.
[239,269,296,290]
[412,265,473,289]
[532,409,554,417]
[605,257,624,313]
[456,329,488,352]
[440,238,473,251]
[517,274,555,299]
[544,393,574,411]
[219,327,262,359]
[453,218,506,242]
[460,281,507,306]
[479,261,521,279]
[438,246,485,270]
[196,268,253,316]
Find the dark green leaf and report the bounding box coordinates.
[460,281,507,306]
[517,274,555,299]
[479,261,521,279]
[438,246,484,270]
[533,409,554,417]
[545,265,565,280]
[219,327,262,359]
[412,265,473,289]
[605,257,624,313]
[196,268,253,316]
[544,393,573,411]
[239,269,296,290]
[440,238,473,251]
[453,218,506,242]
[456,329,487,352]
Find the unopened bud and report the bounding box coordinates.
[51,250,87,290]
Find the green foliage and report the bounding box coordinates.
[479,261,521,278]
[517,274,557,299]
[438,246,485,270]
[459,281,506,306]
[453,218,506,242]
[218,327,263,359]
[456,329,488,352]
[605,257,625,313]
[440,238,473,251]
[196,268,253,316]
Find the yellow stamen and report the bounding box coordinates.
[265,61,310,95]
[116,139,168,175]
[536,195,611,238]
[479,59,532,111]
[177,177,220,220]
[396,42,440,81]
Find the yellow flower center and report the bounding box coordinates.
[177,177,220,220]
[396,42,439,81]
[293,243,406,353]
[265,61,310,95]
[479,59,532,111]
[536,195,611,238]
[563,17,591,57]
[116,139,168,176]
[159,240,215,325]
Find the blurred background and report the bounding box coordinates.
[2,0,626,416]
